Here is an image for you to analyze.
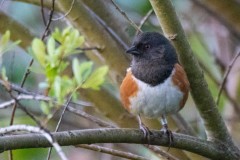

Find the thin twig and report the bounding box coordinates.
[83,4,128,50]
[46,88,77,160]
[9,58,34,127]
[0,94,51,107]
[9,57,33,140]
[41,0,47,26]
[172,113,196,136]
[1,81,45,127]
[51,0,75,21]
[77,144,149,160]
[198,54,240,115]
[20,58,34,89]
[7,57,32,160]
[41,0,56,40]
[0,79,94,107]
[110,0,142,33]
[8,0,56,139]
[0,93,114,128]
[2,80,52,160]
[76,46,101,51]
[135,9,153,36]
[0,125,68,160]
[67,106,116,128]
[216,51,240,105]
[2,80,38,95]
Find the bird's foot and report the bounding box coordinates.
[161,124,173,151]
[137,115,152,145]
[139,122,152,145]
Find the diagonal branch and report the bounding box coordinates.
[110,0,142,33]
[148,0,237,149]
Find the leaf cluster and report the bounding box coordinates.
[28,28,108,114]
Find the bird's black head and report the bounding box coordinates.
[126,32,178,65]
[126,32,178,86]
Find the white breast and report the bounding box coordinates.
[129,69,183,118]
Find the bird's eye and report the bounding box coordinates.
[144,44,150,49]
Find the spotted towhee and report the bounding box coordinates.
[120,32,190,144]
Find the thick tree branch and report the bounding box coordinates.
[148,0,236,146]
[0,128,238,160]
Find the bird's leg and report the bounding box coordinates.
[137,115,152,144]
[160,115,173,150]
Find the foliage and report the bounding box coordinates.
[29,28,108,113]
[0,30,21,56]
[0,30,21,81]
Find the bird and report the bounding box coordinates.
[120,32,190,145]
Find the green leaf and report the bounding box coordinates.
[0,30,20,55]
[1,67,8,81]
[52,28,85,57]
[58,61,69,73]
[52,28,61,42]
[79,61,93,83]
[29,65,45,74]
[40,101,50,115]
[0,30,10,47]
[53,76,61,100]
[72,58,81,85]
[82,66,108,90]
[78,36,85,46]
[47,37,55,56]
[62,27,71,38]
[73,59,93,86]
[46,65,58,82]
[32,39,46,67]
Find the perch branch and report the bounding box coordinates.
[0,128,238,160]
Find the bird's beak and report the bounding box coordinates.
[126,46,140,55]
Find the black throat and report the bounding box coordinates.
[131,61,174,86]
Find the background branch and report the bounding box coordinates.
[216,52,240,105]
[77,144,149,160]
